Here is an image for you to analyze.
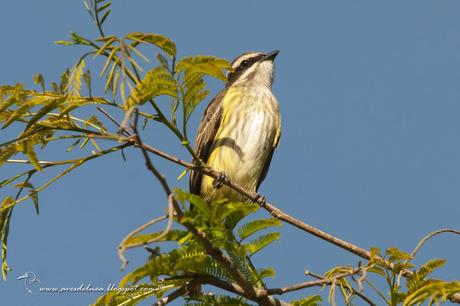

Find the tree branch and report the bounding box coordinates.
[136,141,372,260]
[267,268,361,295]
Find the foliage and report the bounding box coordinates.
[94,190,280,305]
[0,1,459,305]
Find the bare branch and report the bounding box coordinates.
[118,194,174,269]
[96,106,130,136]
[411,228,460,258]
[136,141,372,261]
[118,214,167,270]
[268,268,361,295]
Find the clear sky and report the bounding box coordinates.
[1,1,460,305]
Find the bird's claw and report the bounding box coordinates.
[254,193,267,208]
[213,172,229,189]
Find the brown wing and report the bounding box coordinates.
[256,126,281,191]
[189,89,226,195]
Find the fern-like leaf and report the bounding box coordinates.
[176,56,231,81]
[121,229,188,248]
[237,218,281,241]
[291,295,322,306]
[407,258,447,292]
[127,67,178,108]
[127,32,176,58]
[185,294,252,306]
[0,197,14,280]
[244,232,280,257]
[403,280,460,306]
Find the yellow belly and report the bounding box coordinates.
[200,87,280,202]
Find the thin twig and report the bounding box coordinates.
[1,143,132,212]
[92,0,105,38]
[411,228,460,258]
[305,270,376,306]
[118,214,167,270]
[268,268,361,295]
[118,194,175,270]
[96,106,130,137]
[6,159,60,166]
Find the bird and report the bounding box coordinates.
[190,50,281,204]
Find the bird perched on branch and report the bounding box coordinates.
[190,50,281,203]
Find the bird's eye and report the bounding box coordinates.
[241,60,249,67]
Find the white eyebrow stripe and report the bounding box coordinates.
[231,52,262,69]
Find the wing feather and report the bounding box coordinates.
[256,121,281,190]
[189,89,226,195]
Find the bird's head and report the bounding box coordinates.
[227,50,279,88]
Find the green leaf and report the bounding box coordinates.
[385,247,413,262]
[2,95,49,129]
[119,246,210,287]
[83,1,93,18]
[30,190,39,215]
[54,40,73,46]
[84,115,107,133]
[25,98,65,131]
[244,232,280,256]
[291,295,322,306]
[227,245,260,285]
[257,267,276,279]
[174,189,210,218]
[14,181,39,215]
[417,258,447,279]
[176,56,231,81]
[156,53,169,70]
[127,32,176,58]
[69,32,92,46]
[121,230,188,248]
[96,1,111,13]
[33,74,45,92]
[407,258,448,292]
[367,265,385,277]
[66,59,86,96]
[127,67,177,108]
[177,169,188,181]
[182,71,208,121]
[83,69,92,96]
[217,201,259,229]
[0,84,25,113]
[185,294,251,306]
[99,9,111,25]
[0,197,14,280]
[17,141,42,171]
[0,145,17,168]
[403,280,460,306]
[237,218,281,241]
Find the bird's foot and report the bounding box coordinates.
[212,172,229,189]
[253,193,267,208]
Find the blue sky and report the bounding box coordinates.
[1,1,460,305]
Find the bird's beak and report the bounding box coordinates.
[262,50,280,62]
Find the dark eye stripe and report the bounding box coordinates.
[227,53,265,86]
